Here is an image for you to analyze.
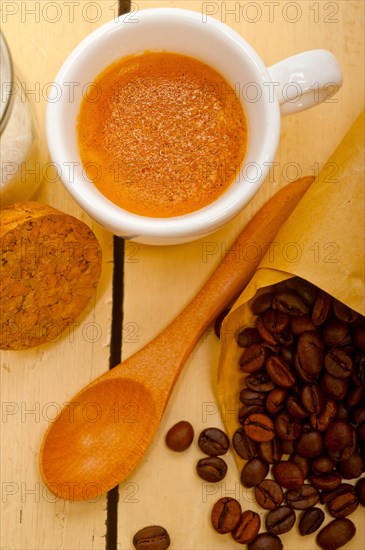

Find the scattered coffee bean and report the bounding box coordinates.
[266,356,296,388]
[265,505,295,535]
[132,525,170,550]
[294,428,323,458]
[232,427,257,460]
[211,497,241,534]
[243,413,275,442]
[247,532,283,550]
[245,371,276,392]
[265,387,287,415]
[275,411,302,441]
[327,489,358,518]
[196,456,227,482]
[255,480,284,510]
[316,517,356,549]
[240,457,269,488]
[198,428,229,456]
[286,484,319,509]
[309,471,342,492]
[240,344,268,373]
[257,438,283,464]
[231,510,260,544]
[165,421,194,452]
[298,507,325,535]
[236,327,261,347]
[324,421,356,462]
[272,461,304,489]
[337,450,364,479]
[311,454,336,475]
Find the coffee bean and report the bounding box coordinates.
[322,320,351,347]
[198,428,229,456]
[133,526,170,550]
[295,331,324,382]
[298,507,325,535]
[265,505,295,535]
[351,403,365,425]
[355,477,365,505]
[240,457,269,488]
[165,421,194,452]
[354,326,365,351]
[239,404,265,424]
[272,291,309,316]
[337,451,364,479]
[239,388,266,406]
[232,427,257,460]
[310,400,337,431]
[320,372,349,401]
[275,411,302,441]
[257,438,283,464]
[301,383,324,414]
[324,421,356,462]
[325,348,353,379]
[291,315,316,335]
[320,483,356,506]
[196,456,227,482]
[281,440,295,454]
[254,316,278,346]
[289,454,311,478]
[231,510,261,544]
[311,454,336,475]
[311,289,332,326]
[333,300,359,324]
[346,384,365,408]
[266,356,296,388]
[245,371,276,392]
[247,532,283,550]
[352,352,365,385]
[272,461,304,489]
[286,485,319,510]
[236,327,261,347]
[327,489,358,518]
[316,518,356,549]
[255,480,284,510]
[211,497,241,534]
[285,395,308,420]
[263,308,289,334]
[239,344,268,373]
[266,388,287,415]
[251,292,275,316]
[309,472,342,491]
[280,345,295,364]
[244,413,275,442]
[294,428,323,458]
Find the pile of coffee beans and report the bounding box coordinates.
[230,277,364,549]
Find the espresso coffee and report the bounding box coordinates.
[77,52,248,217]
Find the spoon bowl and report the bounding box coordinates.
[39,177,313,500]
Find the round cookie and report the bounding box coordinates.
[0,202,102,350]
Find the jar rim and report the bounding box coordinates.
[0,32,15,135]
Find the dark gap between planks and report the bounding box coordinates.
[106,4,131,550]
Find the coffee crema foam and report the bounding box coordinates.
[77,51,248,217]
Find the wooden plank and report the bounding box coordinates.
[118,1,364,548]
[0,2,118,549]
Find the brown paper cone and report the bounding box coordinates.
[216,110,365,549]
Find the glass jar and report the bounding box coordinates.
[1,32,43,206]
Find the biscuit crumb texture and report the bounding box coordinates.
[0,202,102,350]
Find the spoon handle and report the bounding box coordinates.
[126,177,313,395]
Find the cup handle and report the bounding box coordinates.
[268,49,343,116]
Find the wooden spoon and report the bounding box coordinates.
[40,177,313,500]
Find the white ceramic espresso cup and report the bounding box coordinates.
[46,8,342,245]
